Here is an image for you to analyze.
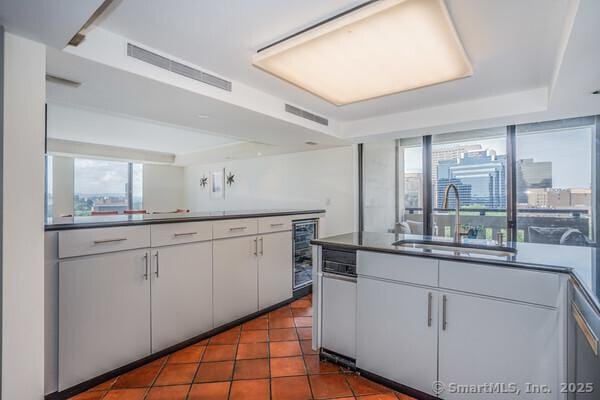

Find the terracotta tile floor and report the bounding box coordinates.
[69,295,417,400]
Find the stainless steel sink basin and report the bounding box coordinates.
[392,240,517,257]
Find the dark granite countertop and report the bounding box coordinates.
[312,232,600,314]
[45,209,325,231]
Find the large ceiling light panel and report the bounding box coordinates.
[253,0,472,105]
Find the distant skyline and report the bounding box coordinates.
[403,126,592,189]
[73,158,143,195]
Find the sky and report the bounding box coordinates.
[74,158,143,196]
[403,126,593,189]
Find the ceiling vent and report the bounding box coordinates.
[127,43,232,92]
[285,104,329,126]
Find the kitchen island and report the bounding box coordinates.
[311,232,600,400]
[45,209,324,396]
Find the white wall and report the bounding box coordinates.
[184,147,355,237]
[2,32,46,399]
[143,164,185,212]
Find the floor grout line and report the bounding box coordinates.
[75,295,407,400]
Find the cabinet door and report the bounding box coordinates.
[59,249,151,390]
[439,292,559,400]
[322,274,356,358]
[213,236,259,326]
[151,242,213,352]
[258,231,292,309]
[356,277,438,395]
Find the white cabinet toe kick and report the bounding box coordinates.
[45,213,322,395]
[313,248,569,400]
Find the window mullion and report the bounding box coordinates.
[127,162,134,210]
[506,125,517,242]
[422,135,432,236]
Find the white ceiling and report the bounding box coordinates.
[5,0,599,153]
[97,0,570,121]
[0,0,103,48]
[46,103,237,154]
[46,47,346,154]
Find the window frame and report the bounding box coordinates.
[358,115,599,246]
[72,158,143,216]
[44,157,144,218]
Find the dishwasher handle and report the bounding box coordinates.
[322,272,357,283]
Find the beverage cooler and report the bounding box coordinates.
[292,219,318,290]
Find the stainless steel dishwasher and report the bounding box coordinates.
[321,247,357,364]
[567,281,600,399]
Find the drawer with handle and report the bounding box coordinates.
[151,222,212,247]
[58,226,151,258]
[213,218,258,239]
[258,216,292,234]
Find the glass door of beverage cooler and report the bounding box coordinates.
[293,220,317,289]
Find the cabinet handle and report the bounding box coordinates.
[259,237,264,256]
[270,223,284,227]
[442,295,448,331]
[230,226,247,231]
[427,292,433,327]
[174,232,197,237]
[154,251,159,278]
[94,237,127,244]
[253,238,258,256]
[143,253,149,280]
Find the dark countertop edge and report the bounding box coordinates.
[45,210,325,231]
[311,238,600,315]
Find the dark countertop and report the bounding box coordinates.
[312,231,600,314]
[45,209,325,231]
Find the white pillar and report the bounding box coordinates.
[2,31,46,399]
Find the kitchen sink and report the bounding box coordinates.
[392,239,517,257]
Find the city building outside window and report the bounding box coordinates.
[73,158,143,216]
[515,121,595,245]
[431,129,507,240]
[360,115,598,247]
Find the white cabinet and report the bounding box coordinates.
[54,216,300,392]
[354,251,564,400]
[438,292,559,400]
[58,226,150,258]
[213,235,259,326]
[322,274,357,358]
[214,230,294,326]
[150,242,213,352]
[59,249,151,390]
[356,277,438,396]
[258,231,292,309]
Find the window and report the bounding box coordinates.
[132,163,143,210]
[401,141,423,234]
[516,119,595,245]
[363,139,423,233]
[431,128,507,240]
[359,115,599,247]
[73,158,144,216]
[363,140,397,232]
[44,157,145,218]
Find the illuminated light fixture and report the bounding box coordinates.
[253,0,473,105]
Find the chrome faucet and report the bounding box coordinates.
[442,184,465,243]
